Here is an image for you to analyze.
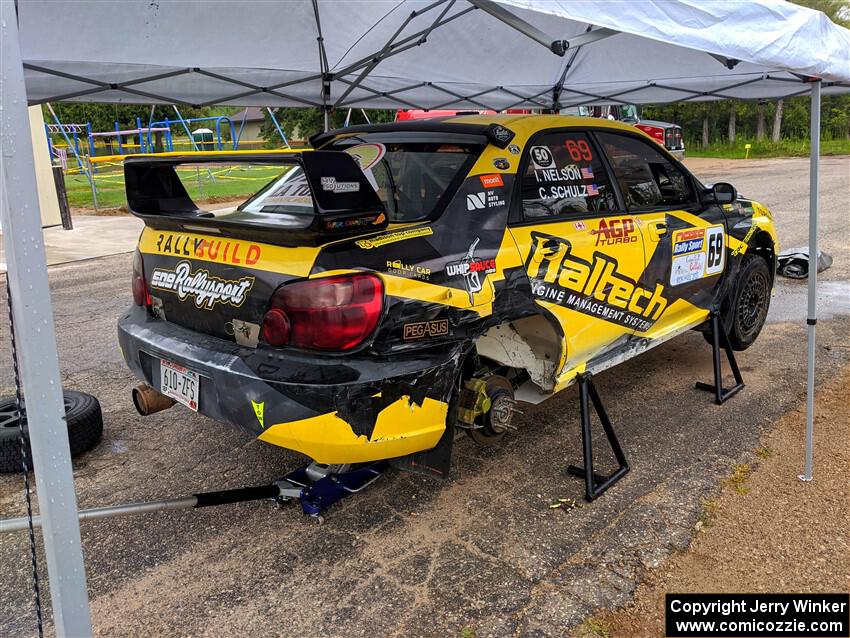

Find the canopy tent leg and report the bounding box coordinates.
[0,4,93,635]
[799,79,821,483]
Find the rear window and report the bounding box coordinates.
[239,165,311,216]
[327,138,481,222]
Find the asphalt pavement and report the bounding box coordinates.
[0,156,848,638]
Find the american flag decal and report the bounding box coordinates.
[581,166,594,180]
[587,183,599,196]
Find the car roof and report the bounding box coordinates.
[312,113,644,147]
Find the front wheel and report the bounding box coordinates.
[726,255,772,351]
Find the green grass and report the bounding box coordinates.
[687,137,850,159]
[723,463,752,495]
[65,164,283,210]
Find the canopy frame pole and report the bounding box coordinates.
[333,0,455,109]
[336,79,428,110]
[332,4,476,78]
[266,108,291,148]
[551,25,590,111]
[0,5,93,634]
[468,0,565,55]
[430,86,501,110]
[311,0,333,132]
[468,0,617,56]
[799,78,821,483]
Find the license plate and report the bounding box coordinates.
[160,359,199,412]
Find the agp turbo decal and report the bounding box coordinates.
[591,218,639,247]
[150,261,255,310]
[525,232,668,332]
[670,225,725,286]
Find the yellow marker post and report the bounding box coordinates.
[744,143,752,160]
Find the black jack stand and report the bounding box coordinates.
[567,372,630,502]
[695,313,745,405]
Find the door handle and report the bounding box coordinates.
[648,221,667,241]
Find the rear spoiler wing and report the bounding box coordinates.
[124,152,388,246]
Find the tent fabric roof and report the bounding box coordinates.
[18,0,850,110]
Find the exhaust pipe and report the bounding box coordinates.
[132,384,176,416]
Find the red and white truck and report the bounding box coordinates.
[396,104,685,159]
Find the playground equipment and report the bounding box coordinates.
[44,122,92,170]
[147,114,238,152]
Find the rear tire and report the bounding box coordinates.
[725,255,772,351]
[0,391,103,473]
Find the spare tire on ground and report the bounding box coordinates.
[0,391,103,473]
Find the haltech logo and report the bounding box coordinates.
[591,218,638,247]
[525,232,667,332]
[150,261,254,310]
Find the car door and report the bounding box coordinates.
[508,130,651,380]
[593,131,727,339]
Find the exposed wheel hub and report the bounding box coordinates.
[459,375,517,445]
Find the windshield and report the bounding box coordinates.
[620,104,639,123]
[328,138,481,222]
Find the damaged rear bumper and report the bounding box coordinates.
[117,306,460,464]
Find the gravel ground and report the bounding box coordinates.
[584,367,850,637]
[0,156,847,638]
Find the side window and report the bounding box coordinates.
[520,131,616,221]
[595,132,693,209]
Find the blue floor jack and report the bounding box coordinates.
[274,461,390,520]
[0,461,390,533]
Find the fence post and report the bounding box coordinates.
[52,165,73,230]
[88,157,99,212]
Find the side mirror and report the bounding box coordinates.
[710,182,737,205]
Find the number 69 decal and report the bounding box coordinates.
[705,226,725,275]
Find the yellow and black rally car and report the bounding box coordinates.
[119,115,777,477]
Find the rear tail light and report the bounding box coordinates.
[262,273,384,351]
[665,129,675,148]
[132,250,151,307]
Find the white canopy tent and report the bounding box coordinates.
[1,1,848,634]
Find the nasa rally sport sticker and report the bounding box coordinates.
[670,225,725,286]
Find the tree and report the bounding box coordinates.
[728,102,737,144]
[771,0,850,141]
[43,103,213,133]
[772,99,784,143]
[260,108,396,144]
[755,101,766,140]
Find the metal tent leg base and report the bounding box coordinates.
[695,313,745,405]
[567,373,630,502]
[276,461,389,518]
